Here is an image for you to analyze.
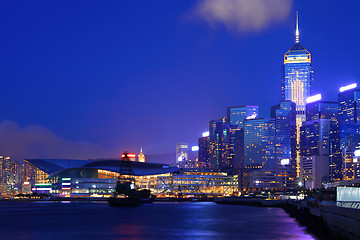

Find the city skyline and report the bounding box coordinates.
[1,1,359,162]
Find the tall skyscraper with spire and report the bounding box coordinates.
[282,12,312,121]
[282,12,313,178]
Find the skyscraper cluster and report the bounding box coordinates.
[0,156,35,197]
[195,13,360,191]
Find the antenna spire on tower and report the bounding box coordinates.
[295,11,300,43]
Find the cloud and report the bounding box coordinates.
[0,120,110,161]
[190,0,293,33]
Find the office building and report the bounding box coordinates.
[282,13,312,120]
[208,119,232,170]
[198,135,210,164]
[305,100,342,182]
[271,101,297,188]
[243,118,277,190]
[226,105,258,129]
[282,13,313,178]
[300,119,331,188]
[338,83,360,180]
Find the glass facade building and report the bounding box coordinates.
[244,118,275,167]
[198,136,210,164]
[271,101,297,188]
[243,118,277,190]
[208,119,232,170]
[156,169,238,198]
[282,14,313,120]
[226,105,258,129]
[305,101,342,182]
[300,119,331,188]
[338,87,360,180]
[338,87,360,124]
[282,14,313,180]
[282,45,312,118]
[24,159,238,198]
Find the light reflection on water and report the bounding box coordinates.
[0,201,316,240]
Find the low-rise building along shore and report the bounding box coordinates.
[24,159,238,198]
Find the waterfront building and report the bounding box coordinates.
[226,105,258,129]
[0,156,33,196]
[23,159,238,198]
[176,143,189,163]
[271,101,297,189]
[24,159,178,197]
[155,168,238,198]
[243,118,277,190]
[138,147,145,162]
[338,83,360,180]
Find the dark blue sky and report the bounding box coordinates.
[0,1,359,160]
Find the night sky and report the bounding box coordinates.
[0,1,359,162]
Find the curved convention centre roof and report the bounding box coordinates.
[24,159,179,178]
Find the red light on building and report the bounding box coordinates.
[121,153,136,159]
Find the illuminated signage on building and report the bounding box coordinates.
[191,146,199,152]
[339,83,357,93]
[202,131,210,137]
[306,94,322,104]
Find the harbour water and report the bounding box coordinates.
[0,201,317,240]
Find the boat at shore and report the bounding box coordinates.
[108,152,152,207]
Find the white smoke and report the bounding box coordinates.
[190,0,293,33]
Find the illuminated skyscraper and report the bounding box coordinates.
[305,101,342,182]
[338,83,360,179]
[271,101,297,188]
[243,118,277,190]
[282,12,313,178]
[282,12,312,120]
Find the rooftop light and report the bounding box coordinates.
[202,131,210,137]
[306,94,321,104]
[339,83,357,92]
[191,146,199,152]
